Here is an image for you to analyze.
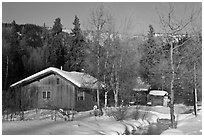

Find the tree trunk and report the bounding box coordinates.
[193,63,198,116]
[104,50,109,108]
[97,88,100,108]
[170,42,176,128]
[6,109,9,121]
[115,68,119,107]
[105,91,108,108]
[97,44,100,108]
[114,91,118,107]
[4,55,9,89]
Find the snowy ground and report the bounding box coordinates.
[2,104,202,135]
[161,109,202,135]
[2,115,131,135]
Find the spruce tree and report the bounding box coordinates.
[48,18,65,69]
[65,15,86,71]
[52,17,62,36]
[140,25,163,87]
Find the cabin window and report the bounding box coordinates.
[47,91,51,99]
[43,91,51,99]
[43,92,46,99]
[77,90,85,101]
[57,78,59,84]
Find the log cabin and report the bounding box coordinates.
[10,67,100,111]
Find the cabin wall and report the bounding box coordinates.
[12,84,38,111]
[15,74,76,110]
[131,91,148,105]
[148,95,163,106]
[75,88,97,111]
[13,74,97,111]
[55,77,75,109]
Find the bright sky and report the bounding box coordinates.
[2,2,202,34]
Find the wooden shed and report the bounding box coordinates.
[130,77,150,105]
[10,67,99,111]
[147,90,168,106]
[131,89,149,105]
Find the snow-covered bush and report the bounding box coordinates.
[111,106,128,121]
[99,107,115,117]
[132,105,141,120]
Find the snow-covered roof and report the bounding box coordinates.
[149,90,168,96]
[10,67,99,89]
[133,88,149,91]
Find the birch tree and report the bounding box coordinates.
[102,14,119,108]
[87,5,110,108]
[157,3,201,128]
[87,5,145,108]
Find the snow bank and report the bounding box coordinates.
[161,109,202,135]
[3,104,198,135]
[160,129,184,135]
[146,114,158,123]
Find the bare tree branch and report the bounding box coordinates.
[156,3,200,128]
[176,57,184,71]
[173,37,192,50]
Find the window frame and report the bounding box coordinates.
[57,78,60,84]
[77,90,85,101]
[43,91,47,99]
[47,91,51,99]
[42,91,51,99]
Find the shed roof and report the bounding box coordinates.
[149,90,168,96]
[10,67,99,89]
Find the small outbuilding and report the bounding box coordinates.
[130,77,150,105]
[10,67,100,111]
[147,90,169,106]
